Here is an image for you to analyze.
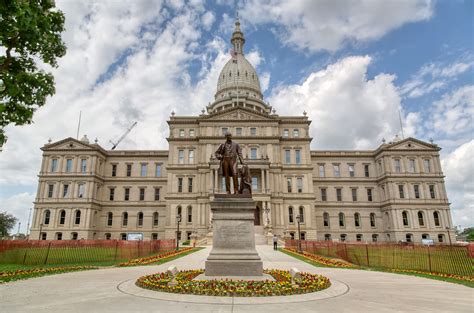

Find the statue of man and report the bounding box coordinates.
[215,132,245,194]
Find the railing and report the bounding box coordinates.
[0,239,175,265]
[285,240,473,276]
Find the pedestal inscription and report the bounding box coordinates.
[205,194,263,276]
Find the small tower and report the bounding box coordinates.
[231,15,245,54]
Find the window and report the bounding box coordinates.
[221,127,228,136]
[424,159,431,173]
[138,212,144,226]
[367,189,373,201]
[71,232,78,240]
[324,234,331,241]
[333,164,340,177]
[109,188,115,201]
[81,159,87,173]
[321,188,327,201]
[189,129,195,137]
[437,234,444,243]
[323,212,329,227]
[319,164,325,177]
[153,212,159,226]
[250,148,257,159]
[74,210,81,225]
[288,207,294,223]
[178,178,183,193]
[126,164,132,176]
[121,233,127,240]
[47,184,54,198]
[394,159,401,173]
[283,129,289,137]
[154,188,160,201]
[78,184,85,198]
[429,185,436,199]
[351,188,357,201]
[354,213,361,227]
[252,177,258,191]
[152,233,158,240]
[112,164,117,177]
[178,150,184,164]
[297,178,303,193]
[364,164,370,177]
[370,213,376,227]
[299,206,305,223]
[348,164,355,177]
[139,188,145,201]
[414,185,420,199]
[187,206,192,223]
[398,185,405,199]
[56,232,62,240]
[41,232,47,240]
[433,211,440,226]
[188,178,193,192]
[339,212,345,227]
[422,234,429,240]
[295,149,302,164]
[66,159,73,172]
[140,164,147,177]
[105,233,111,240]
[418,211,425,226]
[402,211,409,226]
[122,212,128,226]
[188,150,194,164]
[409,159,416,173]
[250,127,256,136]
[44,210,51,225]
[289,232,295,240]
[62,184,69,198]
[372,234,378,242]
[51,159,58,172]
[356,234,363,242]
[59,210,66,225]
[285,149,291,164]
[336,188,342,201]
[287,178,292,192]
[236,127,242,136]
[340,234,347,242]
[300,232,306,240]
[107,212,113,226]
[179,129,185,137]
[124,188,130,201]
[293,129,299,137]
[155,164,161,177]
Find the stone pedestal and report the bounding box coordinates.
[205,194,263,276]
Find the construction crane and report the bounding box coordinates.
[109,121,137,150]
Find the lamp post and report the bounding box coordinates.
[38,223,43,240]
[296,215,302,253]
[176,214,181,251]
[446,226,452,246]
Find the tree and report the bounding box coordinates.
[0,211,17,237]
[0,0,66,146]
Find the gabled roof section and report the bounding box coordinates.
[376,137,440,153]
[41,137,107,154]
[199,106,277,122]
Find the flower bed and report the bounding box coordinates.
[136,269,331,297]
[118,248,193,267]
[284,248,355,268]
[0,266,98,283]
[390,269,474,283]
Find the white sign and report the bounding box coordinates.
[421,239,434,246]
[127,233,143,241]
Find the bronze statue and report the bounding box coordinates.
[239,164,252,195]
[215,132,245,194]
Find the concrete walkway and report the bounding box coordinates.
[0,245,472,313]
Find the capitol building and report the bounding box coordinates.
[30,19,454,244]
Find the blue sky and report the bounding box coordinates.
[0,0,472,234]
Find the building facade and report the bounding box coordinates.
[30,19,454,244]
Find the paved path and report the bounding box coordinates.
[0,246,472,313]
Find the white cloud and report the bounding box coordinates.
[0,193,35,235]
[260,72,271,93]
[240,0,433,52]
[201,11,216,30]
[441,140,474,228]
[269,55,402,149]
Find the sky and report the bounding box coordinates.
[0,0,472,234]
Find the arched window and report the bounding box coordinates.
[323,212,329,227]
[372,234,378,242]
[74,210,81,225]
[354,213,361,227]
[105,233,111,240]
[107,212,113,226]
[44,210,51,225]
[187,206,193,223]
[356,234,363,241]
[71,232,78,240]
[177,206,182,219]
[405,233,413,242]
[120,233,127,240]
[153,212,159,227]
[339,212,345,227]
[437,234,444,243]
[56,232,62,240]
[122,212,128,226]
[59,210,66,225]
[137,212,144,226]
[422,233,430,239]
[324,234,331,241]
[402,211,409,226]
[298,206,305,223]
[417,211,425,227]
[340,234,347,241]
[152,233,158,240]
[370,213,376,227]
[433,211,440,226]
[288,207,294,223]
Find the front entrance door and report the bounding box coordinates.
[254,206,261,225]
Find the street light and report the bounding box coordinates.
[38,223,44,240]
[446,226,452,245]
[176,214,182,251]
[296,214,302,253]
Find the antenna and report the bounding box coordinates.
[76,111,82,140]
[109,121,138,150]
[398,109,405,139]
